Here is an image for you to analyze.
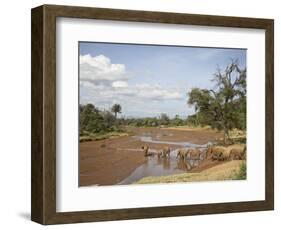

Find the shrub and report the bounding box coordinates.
[234,162,246,180]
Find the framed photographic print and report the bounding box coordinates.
[31,4,274,225]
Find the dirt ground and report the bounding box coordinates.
[79,127,223,186]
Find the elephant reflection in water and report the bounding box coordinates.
[175,159,191,171]
[162,157,171,169]
[156,156,162,165]
[188,159,200,168]
[155,154,170,169]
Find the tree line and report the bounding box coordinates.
[122,114,186,127]
[79,103,188,135]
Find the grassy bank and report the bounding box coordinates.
[162,125,212,131]
[136,160,246,184]
[80,131,129,142]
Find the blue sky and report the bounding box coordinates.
[79,42,246,118]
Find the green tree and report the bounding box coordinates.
[186,114,199,127]
[80,104,105,133]
[111,104,122,119]
[188,60,246,143]
[101,110,116,130]
[172,115,185,126]
[160,113,170,126]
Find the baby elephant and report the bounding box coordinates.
[142,145,150,157]
[161,146,171,158]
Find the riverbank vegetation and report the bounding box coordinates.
[79,103,129,142]
[234,161,247,180]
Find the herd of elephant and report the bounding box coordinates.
[142,145,171,158]
[141,144,246,161]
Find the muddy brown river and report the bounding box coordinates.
[79,127,222,186]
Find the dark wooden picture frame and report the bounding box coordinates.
[31,4,274,225]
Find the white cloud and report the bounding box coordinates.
[81,82,182,104]
[133,84,182,100]
[80,54,182,101]
[79,54,184,117]
[80,54,128,86]
[112,81,128,88]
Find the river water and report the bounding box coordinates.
[118,135,212,185]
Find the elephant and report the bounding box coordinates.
[156,146,170,158]
[229,146,246,160]
[162,146,171,158]
[141,145,150,157]
[176,148,189,160]
[206,146,227,161]
[156,150,163,158]
[188,148,201,160]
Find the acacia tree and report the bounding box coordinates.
[188,60,246,144]
[111,104,122,119]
